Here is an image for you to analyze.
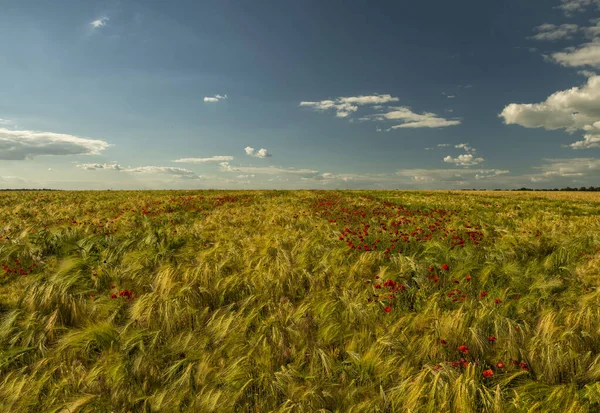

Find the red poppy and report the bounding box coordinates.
[384,306,392,313]
[488,336,497,342]
[441,264,449,271]
[458,345,469,354]
[480,291,488,298]
[494,298,502,304]
[483,369,494,378]
[519,362,529,371]
[466,275,472,281]
[496,362,505,369]
[440,339,448,345]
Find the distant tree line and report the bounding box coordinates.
[461,187,600,191]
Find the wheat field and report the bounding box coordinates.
[1,190,599,412]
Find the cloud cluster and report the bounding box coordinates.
[77,163,201,180]
[380,107,461,129]
[124,166,200,179]
[300,94,398,118]
[76,163,121,171]
[443,154,484,166]
[499,75,600,148]
[204,94,227,103]
[557,0,600,16]
[0,128,110,160]
[173,156,234,163]
[244,146,271,158]
[396,168,508,183]
[531,23,580,41]
[300,94,459,129]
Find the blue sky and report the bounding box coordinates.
[1,0,600,189]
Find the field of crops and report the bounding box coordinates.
[1,190,600,412]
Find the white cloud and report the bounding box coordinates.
[443,154,484,166]
[300,94,398,118]
[533,157,600,177]
[447,95,456,99]
[437,143,452,147]
[455,143,476,153]
[569,133,600,148]
[122,166,200,179]
[173,156,233,163]
[337,94,399,105]
[244,146,272,158]
[396,168,508,182]
[76,163,201,179]
[551,42,600,68]
[530,23,580,40]
[204,94,227,103]
[90,17,109,29]
[556,0,600,16]
[76,163,121,171]
[382,107,461,128]
[219,162,318,177]
[499,75,600,148]
[0,128,110,160]
[475,170,510,179]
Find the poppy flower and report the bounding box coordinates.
[441,264,449,271]
[483,369,494,378]
[488,336,497,343]
[466,275,472,281]
[458,345,469,354]
[519,362,529,371]
[451,361,460,367]
[384,306,392,313]
[440,339,448,345]
[496,362,505,369]
[480,291,488,298]
[494,298,502,304]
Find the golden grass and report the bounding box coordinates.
[0,190,599,412]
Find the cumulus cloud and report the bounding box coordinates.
[556,0,600,16]
[443,154,485,166]
[244,146,271,158]
[530,23,580,40]
[499,75,600,148]
[90,17,109,28]
[76,163,121,171]
[570,133,600,148]
[300,94,398,118]
[382,107,461,128]
[204,94,227,103]
[551,42,600,68]
[455,143,476,153]
[173,156,233,163]
[0,128,110,160]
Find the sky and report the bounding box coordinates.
[1,0,600,190]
